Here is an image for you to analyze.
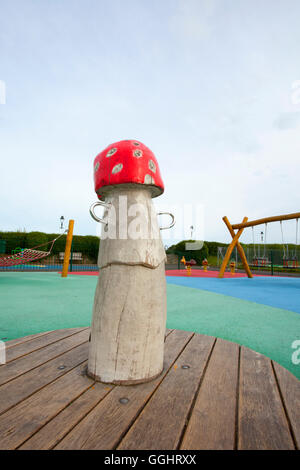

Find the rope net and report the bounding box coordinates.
[0,231,67,268]
[0,249,50,267]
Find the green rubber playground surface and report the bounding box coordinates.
[0,271,299,380]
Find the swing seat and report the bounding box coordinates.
[282,258,299,268]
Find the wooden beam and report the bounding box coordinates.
[231,212,300,230]
[222,216,253,278]
[218,217,248,279]
[61,220,74,278]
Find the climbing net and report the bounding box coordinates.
[0,249,51,267]
[0,232,66,267]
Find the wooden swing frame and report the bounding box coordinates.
[218,211,300,278]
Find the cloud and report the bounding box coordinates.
[169,0,216,41]
[273,111,300,130]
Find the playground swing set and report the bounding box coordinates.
[251,223,269,267]
[280,219,299,268]
[218,211,300,278]
[250,219,299,269]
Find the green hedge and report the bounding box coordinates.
[26,232,49,251]
[0,231,100,263]
[167,240,297,260]
[0,231,296,265]
[0,231,27,254]
[205,241,227,256]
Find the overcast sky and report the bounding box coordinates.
[1,0,300,246]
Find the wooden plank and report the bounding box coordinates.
[0,362,93,450]
[273,361,300,449]
[118,333,215,450]
[4,327,86,350]
[19,382,113,450]
[4,331,52,348]
[0,342,89,416]
[1,329,172,419]
[4,327,85,349]
[0,329,89,386]
[54,329,194,450]
[180,338,239,450]
[165,328,173,337]
[232,211,300,230]
[5,328,88,362]
[238,346,295,450]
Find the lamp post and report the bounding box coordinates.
[60,216,65,232]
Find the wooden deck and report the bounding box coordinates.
[0,327,299,450]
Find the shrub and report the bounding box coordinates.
[26,232,49,251]
[205,241,227,256]
[167,239,209,265]
[0,231,27,254]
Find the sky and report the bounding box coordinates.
[0,0,300,246]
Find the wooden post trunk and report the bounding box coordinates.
[88,187,167,384]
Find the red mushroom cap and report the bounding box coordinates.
[93,140,164,200]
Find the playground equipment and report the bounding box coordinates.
[185,258,196,276]
[88,139,175,384]
[180,255,196,275]
[61,220,75,278]
[0,231,68,268]
[202,258,208,272]
[218,212,300,278]
[251,224,270,267]
[229,260,236,275]
[280,219,299,268]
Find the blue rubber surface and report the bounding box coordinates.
[166,276,300,314]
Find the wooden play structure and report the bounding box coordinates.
[61,220,74,278]
[218,212,300,278]
[202,258,209,272]
[88,140,174,384]
[180,256,196,276]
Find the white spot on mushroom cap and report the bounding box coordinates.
[133,142,140,146]
[133,149,143,158]
[94,162,100,172]
[144,174,155,184]
[112,163,123,174]
[106,147,117,157]
[148,159,156,173]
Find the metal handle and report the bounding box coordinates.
[90,203,175,230]
[89,201,111,224]
[158,212,175,230]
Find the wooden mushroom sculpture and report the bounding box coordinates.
[88,140,174,384]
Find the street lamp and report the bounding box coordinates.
[60,216,65,232]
